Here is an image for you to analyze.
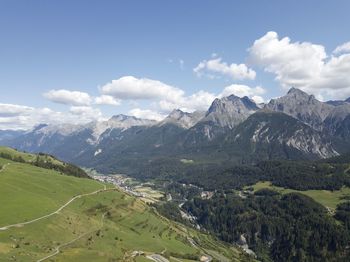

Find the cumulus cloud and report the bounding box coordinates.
[0,103,103,130]
[100,76,184,102]
[69,106,103,118]
[94,95,120,105]
[43,89,92,106]
[128,108,166,121]
[249,31,350,99]
[193,57,256,80]
[100,75,265,116]
[333,42,350,55]
[219,84,265,103]
[0,103,34,117]
[100,75,217,113]
[129,85,266,120]
[158,90,216,113]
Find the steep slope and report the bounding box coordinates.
[266,88,350,147]
[324,104,350,141]
[2,115,156,162]
[183,95,260,143]
[159,109,205,129]
[265,87,333,130]
[223,110,338,161]
[74,123,187,172]
[203,95,259,128]
[0,129,24,142]
[0,146,90,178]
[0,151,245,261]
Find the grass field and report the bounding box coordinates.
[0,152,249,262]
[248,181,350,210]
[0,146,67,167]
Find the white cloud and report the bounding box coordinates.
[220,84,265,99]
[44,89,92,106]
[69,106,102,118]
[333,42,350,55]
[193,57,256,80]
[100,76,184,102]
[158,90,216,112]
[100,75,264,116]
[0,103,103,130]
[128,108,166,121]
[94,95,120,105]
[249,31,350,100]
[100,75,216,112]
[0,103,34,117]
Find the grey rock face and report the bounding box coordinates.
[1,114,157,160]
[0,130,25,142]
[229,111,338,159]
[265,88,334,130]
[201,95,259,129]
[159,109,205,129]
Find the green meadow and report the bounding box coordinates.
[0,150,248,262]
[249,181,350,210]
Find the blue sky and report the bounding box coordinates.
[1,0,350,129]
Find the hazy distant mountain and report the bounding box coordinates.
[159,109,205,129]
[327,97,350,106]
[1,114,156,161]
[2,89,350,173]
[0,130,25,143]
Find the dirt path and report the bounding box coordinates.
[0,163,10,173]
[36,212,108,262]
[0,185,112,231]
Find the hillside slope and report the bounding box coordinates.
[0,150,249,262]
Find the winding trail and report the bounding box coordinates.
[36,212,108,262]
[0,184,111,231]
[0,163,10,173]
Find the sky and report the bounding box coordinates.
[1,0,350,129]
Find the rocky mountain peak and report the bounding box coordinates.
[110,114,136,122]
[202,94,259,128]
[32,123,48,132]
[265,87,333,130]
[168,109,187,119]
[160,109,205,129]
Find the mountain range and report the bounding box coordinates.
[2,88,350,173]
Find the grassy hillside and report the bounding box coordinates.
[248,181,350,210]
[0,146,89,178]
[0,152,249,261]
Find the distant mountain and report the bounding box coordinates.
[265,88,333,130]
[0,129,25,143]
[326,100,349,106]
[202,95,259,129]
[2,89,350,173]
[224,110,338,161]
[1,115,156,161]
[266,88,350,145]
[183,95,260,144]
[159,109,205,129]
